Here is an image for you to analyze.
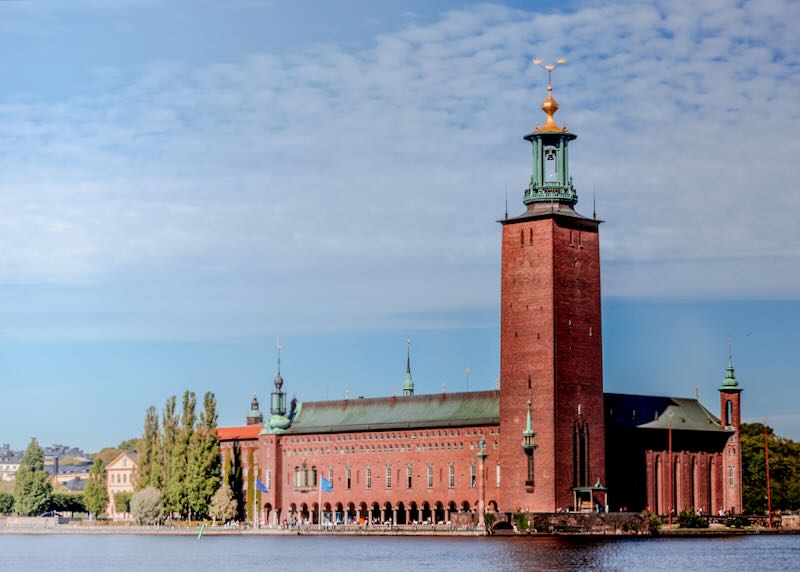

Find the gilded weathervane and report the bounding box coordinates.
[532,57,567,133]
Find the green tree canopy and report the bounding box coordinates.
[114,491,133,514]
[14,438,53,516]
[186,392,221,520]
[0,492,14,514]
[83,457,108,517]
[742,422,800,513]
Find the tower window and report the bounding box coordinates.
[520,230,524,245]
[470,463,477,488]
[427,464,433,488]
[726,400,733,426]
[448,464,455,488]
[728,466,734,488]
[528,375,532,390]
[407,464,413,489]
[496,463,501,488]
[529,228,533,245]
[544,145,557,182]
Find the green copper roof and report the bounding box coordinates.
[605,393,728,433]
[720,355,741,391]
[285,390,500,434]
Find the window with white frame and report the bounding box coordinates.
[448,464,455,488]
[366,465,372,490]
[427,464,433,488]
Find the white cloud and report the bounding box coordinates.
[0,0,798,340]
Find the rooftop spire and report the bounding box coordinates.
[402,339,414,396]
[523,399,534,437]
[532,57,567,134]
[720,338,741,391]
[274,337,284,391]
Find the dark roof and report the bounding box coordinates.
[286,390,500,434]
[604,393,729,433]
[62,477,87,492]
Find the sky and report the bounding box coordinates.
[0,0,798,451]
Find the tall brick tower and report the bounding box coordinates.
[499,63,606,512]
[719,352,743,513]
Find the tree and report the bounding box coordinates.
[118,438,140,454]
[246,447,255,523]
[186,392,221,520]
[209,484,237,524]
[84,458,108,518]
[742,422,800,513]
[130,487,164,525]
[14,438,53,516]
[159,396,178,488]
[114,491,133,514]
[166,390,196,518]
[49,492,86,514]
[227,441,245,521]
[137,405,159,489]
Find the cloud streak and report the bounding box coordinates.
[0,0,798,340]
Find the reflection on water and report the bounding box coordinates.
[0,534,798,572]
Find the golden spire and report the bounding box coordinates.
[532,57,567,133]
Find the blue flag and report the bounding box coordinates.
[255,478,268,493]
[320,476,333,493]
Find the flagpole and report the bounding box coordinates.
[318,479,322,530]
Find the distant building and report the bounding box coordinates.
[0,453,22,482]
[47,463,92,488]
[217,71,744,526]
[106,452,137,520]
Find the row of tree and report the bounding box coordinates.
[6,438,108,517]
[135,391,221,520]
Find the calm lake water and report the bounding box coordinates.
[0,534,798,571]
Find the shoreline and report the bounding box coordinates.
[1,525,797,538]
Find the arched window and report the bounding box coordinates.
[573,422,589,488]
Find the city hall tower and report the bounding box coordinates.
[499,61,606,512]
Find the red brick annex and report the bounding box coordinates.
[218,72,744,528]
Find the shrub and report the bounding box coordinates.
[726,516,749,529]
[0,492,14,514]
[677,509,709,529]
[648,513,662,535]
[484,513,495,528]
[514,513,530,531]
[130,487,164,525]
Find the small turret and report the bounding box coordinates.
[246,394,263,425]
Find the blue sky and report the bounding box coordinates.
[0,0,798,451]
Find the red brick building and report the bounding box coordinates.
[219,74,743,525]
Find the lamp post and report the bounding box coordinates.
[764,422,772,529]
[667,410,674,529]
[476,437,488,528]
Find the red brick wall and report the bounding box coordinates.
[499,213,604,512]
[268,425,499,522]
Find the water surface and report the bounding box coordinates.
[1,534,798,571]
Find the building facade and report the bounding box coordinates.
[106,452,137,520]
[218,74,743,525]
